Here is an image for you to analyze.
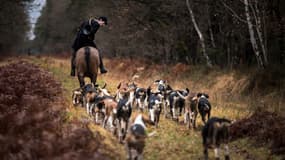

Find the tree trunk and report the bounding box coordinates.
[244,0,265,68]
[207,1,216,48]
[208,18,216,48]
[186,0,212,67]
[272,0,285,65]
[252,0,268,65]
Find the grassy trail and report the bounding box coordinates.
[25,56,282,160]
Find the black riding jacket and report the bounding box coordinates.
[72,19,100,52]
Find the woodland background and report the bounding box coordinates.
[0,0,284,69]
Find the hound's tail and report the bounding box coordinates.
[84,47,90,73]
[204,104,210,110]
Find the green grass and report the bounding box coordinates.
[24,56,283,160]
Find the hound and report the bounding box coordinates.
[134,87,147,111]
[197,93,211,124]
[128,82,137,109]
[177,91,198,129]
[168,88,189,121]
[147,80,173,117]
[95,96,118,130]
[72,88,84,107]
[116,97,132,143]
[115,81,130,102]
[81,84,98,116]
[125,113,155,160]
[82,83,110,116]
[147,92,163,128]
[97,82,111,97]
[202,117,231,160]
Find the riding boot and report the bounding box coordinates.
[70,51,76,76]
[99,52,108,74]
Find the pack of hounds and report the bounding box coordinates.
[72,79,232,160]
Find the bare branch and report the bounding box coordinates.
[220,0,247,24]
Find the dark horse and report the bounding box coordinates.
[75,46,100,87]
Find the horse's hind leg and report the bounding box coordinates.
[91,74,97,87]
[78,74,85,88]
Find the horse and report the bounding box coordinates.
[75,46,100,88]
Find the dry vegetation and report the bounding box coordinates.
[0,60,123,159]
[0,55,284,159]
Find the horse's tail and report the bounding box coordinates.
[84,47,91,73]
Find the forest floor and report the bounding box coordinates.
[0,55,284,160]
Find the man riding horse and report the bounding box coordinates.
[70,16,108,76]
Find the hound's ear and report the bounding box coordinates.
[186,88,190,93]
[117,82,121,89]
[197,93,202,97]
[154,80,160,83]
[167,85,172,90]
[102,82,107,89]
[204,94,209,98]
[146,87,151,96]
[134,82,138,86]
[81,85,86,90]
[177,90,182,94]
